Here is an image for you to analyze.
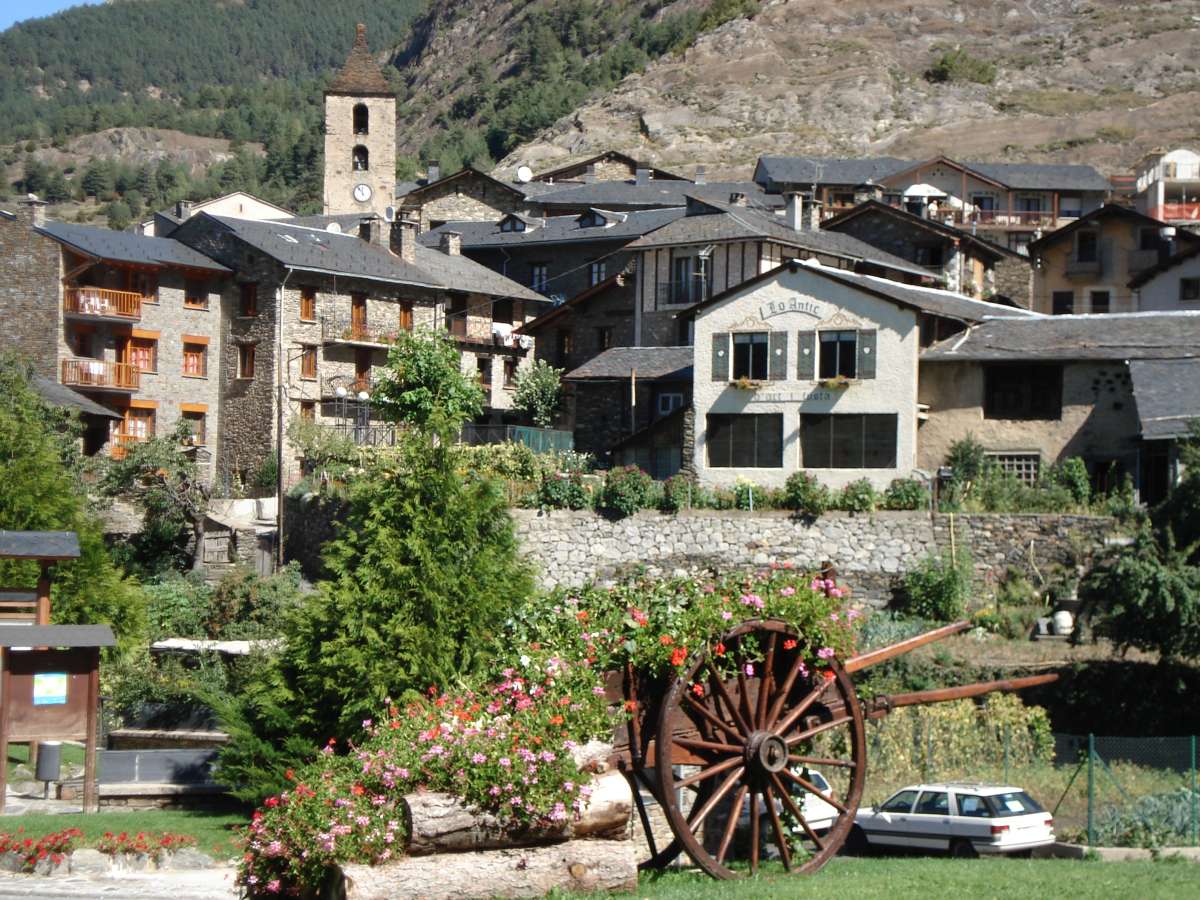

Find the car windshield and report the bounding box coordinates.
[985,791,1045,817]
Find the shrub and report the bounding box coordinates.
[512,359,564,428]
[659,474,693,513]
[839,478,878,513]
[600,466,654,517]
[883,478,929,510]
[926,47,996,85]
[784,472,831,516]
[536,471,591,510]
[1043,457,1090,506]
[901,548,973,621]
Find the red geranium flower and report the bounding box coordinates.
[670,647,688,666]
[783,639,797,650]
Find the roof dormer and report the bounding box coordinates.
[577,208,627,228]
[498,213,537,233]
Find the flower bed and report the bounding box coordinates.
[0,827,206,876]
[240,565,860,896]
[0,827,82,874]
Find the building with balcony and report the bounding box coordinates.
[1028,205,1200,315]
[753,155,1111,254]
[1134,148,1200,226]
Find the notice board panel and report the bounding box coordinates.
[3,647,95,741]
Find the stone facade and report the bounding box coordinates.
[0,201,58,378]
[404,173,529,232]
[323,92,396,220]
[993,254,1034,307]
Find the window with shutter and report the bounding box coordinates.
[711,332,729,381]
[768,331,788,381]
[857,329,877,379]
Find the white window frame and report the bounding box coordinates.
[657,392,684,416]
[985,451,1042,485]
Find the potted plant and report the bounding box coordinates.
[730,376,762,390]
[819,375,853,390]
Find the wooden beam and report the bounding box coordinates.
[866,673,1059,720]
[843,621,971,673]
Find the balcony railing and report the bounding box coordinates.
[321,316,406,347]
[323,374,375,398]
[332,422,398,447]
[656,279,709,309]
[61,358,139,391]
[63,287,144,320]
[1155,202,1200,222]
[459,423,574,454]
[109,432,147,460]
[1064,257,1102,278]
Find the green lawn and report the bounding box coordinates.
[590,857,1199,900]
[0,810,247,860]
[5,742,86,780]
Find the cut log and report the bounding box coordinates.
[338,840,637,900]
[405,770,631,855]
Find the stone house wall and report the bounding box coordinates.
[405,176,528,232]
[0,202,59,378]
[993,254,1033,307]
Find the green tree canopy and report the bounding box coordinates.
[372,328,483,439]
[512,359,564,428]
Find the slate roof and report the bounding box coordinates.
[628,198,932,278]
[0,624,115,647]
[564,346,694,382]
[755,156,913,187]
[32,376,121,419]
[328,24,394,96]
[196,215,545,303]
[963,161,1111,192]
[533,181,779,211]
[36,221,229,272]
[532,151,687,183]
[1130,359,1200,440]
[921,312,1200,361]
[401,167,528,202]
[1028,204,1200,255]
[0,530,81,560]
[418,207,686,250]
[1128,241,1200,289]
[822,200,1015,263]
[517,273,630,336]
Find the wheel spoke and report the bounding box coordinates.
[768,771,825,851]
[788,753,857,770]
[784,714,853,747]
[762,782,792,871]
[707,662,753,738]
[749,788,760,875]
[779,767,849,814]
[685,764,745,832]
[715,783,749,865]
[683,693,745,745]
[674,736,743,756]
[756,632,777,729]
[772,681,827,737]
[675,755,743,791]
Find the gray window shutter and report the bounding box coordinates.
[796,330,816,380]
[711,332,729,381]
[768,331,788,380]
[857,329,877,379]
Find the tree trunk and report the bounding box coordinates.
[336,839,637,900]
[404,770,631,855]
[190,514,206,571]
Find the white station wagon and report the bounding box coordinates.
[850,782,1055,857]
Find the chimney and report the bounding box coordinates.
[359,215,390,247]
[439,230,462,256]
[394,216,419,264]
[425,160,441,184]
[17,194,47,227]
[582,163,596,183]
[785,191,804,231]
[803,195,823,231]
[729,192,748,207]
[635,167,651,185]
[175,200,194,221]
[695,165,707,185]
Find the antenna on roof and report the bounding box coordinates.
[516,165,534,184]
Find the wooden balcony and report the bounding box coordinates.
[64,287,144,321]
[61,358,140,392]
[321,316,406,347]
[109,432,147,460]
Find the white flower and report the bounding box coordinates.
[520,654,531,667]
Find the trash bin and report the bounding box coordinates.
[35,741,63,784]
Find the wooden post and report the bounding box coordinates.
[0,658,10,815]
[83,649,100,813]
[35,561,50,625]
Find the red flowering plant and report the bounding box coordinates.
[0,826,83,872]
[96,830,197,862]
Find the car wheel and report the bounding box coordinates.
[843,825,870,856]
[950,838,977,859]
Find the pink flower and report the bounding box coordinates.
[829,587,844,598]
[817,647,835,660]
[266,880,281,893]
[743,663,755,677]
[362,719,372,729]
[499,757,511,768]
[721,610,733,620]
[780,586,795,596]
[472,752,487,764]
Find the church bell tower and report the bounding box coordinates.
[323,24,396,218]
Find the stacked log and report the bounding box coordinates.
[335,760,637,899]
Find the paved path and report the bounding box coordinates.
[0,868,239,899]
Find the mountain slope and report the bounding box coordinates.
[496,0,1200,178]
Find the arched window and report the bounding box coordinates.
[353,103,369,136]
[353,145,369,172]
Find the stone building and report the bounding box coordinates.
[400,168,534,233]
[0,202,231,480]
[323,24,397,221]
[822,200,1030,305]
[527,151,689,186]
[1028,204,1200,315]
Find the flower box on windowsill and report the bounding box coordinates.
[730,377,763,391]
[819,376,855,390]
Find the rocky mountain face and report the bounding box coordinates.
[485,0,1200,179]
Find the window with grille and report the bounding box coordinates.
[300,345,317,380]
[706,414,783,468]
[732,332,769,380]
[986,452,1041,485]
[300,288,316,322]
[182,342,207,377]
[818,331,857,379]
[800,414,897,468]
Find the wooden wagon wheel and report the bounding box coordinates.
[655,618,866,879]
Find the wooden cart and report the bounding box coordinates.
[606,617,1056,879]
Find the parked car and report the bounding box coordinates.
[736,767,838,834]
[849,782,1055,857]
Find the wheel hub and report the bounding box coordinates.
[746,731,788,774]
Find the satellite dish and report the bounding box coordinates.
[384,205,397,222]
[325,223,342,234]
[516,165,534,184]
